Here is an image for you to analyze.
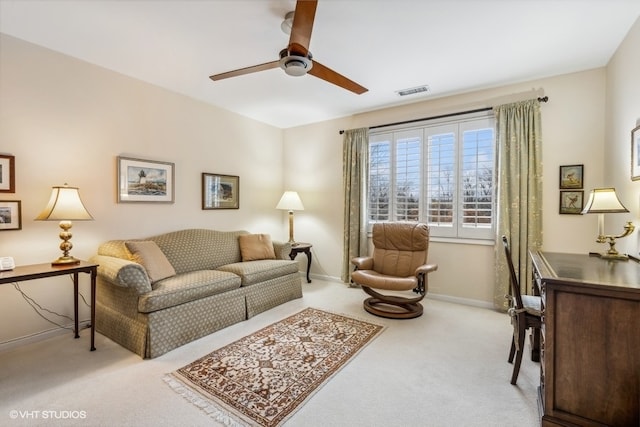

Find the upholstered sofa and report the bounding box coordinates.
[89,228,303,358]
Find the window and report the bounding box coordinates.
[368,113,495,240]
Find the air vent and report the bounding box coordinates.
[396,85,430,97]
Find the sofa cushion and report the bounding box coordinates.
[138,270,241,313]
[217,260,299,286]
[125,241,176,284]
[238,234,276,261]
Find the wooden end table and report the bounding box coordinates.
[289,243,312,283]
[0,260,98,351]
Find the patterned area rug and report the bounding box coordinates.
[164,307,384,427]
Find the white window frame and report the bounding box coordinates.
[367,111,496,241]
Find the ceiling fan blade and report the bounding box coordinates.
[288,0,317,56]
[209,60,280,81]
[308,61,368,95]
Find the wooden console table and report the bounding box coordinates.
[530,251,639,427]
[289,243,312,283]
[0,261,98,351]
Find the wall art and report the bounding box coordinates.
[202,173,239,209]
[0,200,21,230]
[559,190,583,215]
[631,125,640,181]
[0,155,15,193]
[117,156,174,203]
[559,164,583,189]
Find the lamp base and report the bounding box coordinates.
[589,252,629,261]
[52,256,81,266]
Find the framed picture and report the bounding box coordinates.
[0,155,15,193]
[631,125,640,181]
[0,200,21,230]
[202,173,239,209]
[117,156,175,203]
[559,190,583,215]
[559,164,584,189]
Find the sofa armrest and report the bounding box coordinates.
[90,254,152,295]
[351,256,374,270]
[272,241,293,260]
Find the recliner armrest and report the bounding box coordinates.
[415,263,438,276]
[351,256,373,270]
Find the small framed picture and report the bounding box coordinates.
[0,155,15,193]
[202,173,239,209]
[0,200,21,230]
[559,164,584,189]
[559,191,583,215]
[631,125,640,181]
[117,156,175,203]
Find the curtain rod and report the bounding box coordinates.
[339,96,549,134]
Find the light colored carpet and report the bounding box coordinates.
[165,307,385,426]
[0,279,540,426]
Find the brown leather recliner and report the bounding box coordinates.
[351,222,438,319]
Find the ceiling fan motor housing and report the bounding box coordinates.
[279,48,313,76]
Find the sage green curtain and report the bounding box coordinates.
[341,127,369,283]
[494,99,543,310]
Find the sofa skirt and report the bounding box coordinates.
[96,273,303,358]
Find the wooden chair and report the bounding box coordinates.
[351,223,438,319]
[501,235,542,385]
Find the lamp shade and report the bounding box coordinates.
[276,191,304,211]
[581,188,629,214]
[35,185,94,221]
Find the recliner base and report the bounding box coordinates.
[363,297,423,319]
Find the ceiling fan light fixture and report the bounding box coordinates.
[279,50,313,77]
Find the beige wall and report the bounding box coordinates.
[605,17,640,255]
[284,69,609,306]
[283,16,639,302]
[1,16,638,346]
[0,35,286,344]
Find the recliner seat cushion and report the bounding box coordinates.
[351,269,418,291]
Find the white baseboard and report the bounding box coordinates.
[305,273,495,309]
[0,320,91,353]
[427,293,494,309]
[304,272,343,284]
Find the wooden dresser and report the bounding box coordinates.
[530,251,640,427]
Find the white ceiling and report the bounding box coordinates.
[1,0,639,129]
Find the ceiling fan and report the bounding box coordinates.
[209,0,368,95]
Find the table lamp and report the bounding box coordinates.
[35,184,94,266]
[581,187,634,260]
[276,191,304,244]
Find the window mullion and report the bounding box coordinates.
[390,138,397,221]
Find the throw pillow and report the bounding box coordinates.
[238,234,276,261]
[125,240,176,283]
